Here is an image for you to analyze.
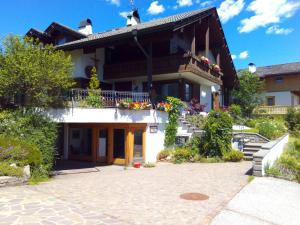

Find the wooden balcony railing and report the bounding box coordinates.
[103,54,222,84]
[254,105,300,115]
[66,89,150,108]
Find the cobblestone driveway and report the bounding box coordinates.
[0,162,251,225]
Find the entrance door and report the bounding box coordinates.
[113,129,126,164]
[97,128,108,162]
[133,129,144,162]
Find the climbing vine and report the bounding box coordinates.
[164,97,184,147]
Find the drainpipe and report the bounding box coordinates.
[132,29,153,102]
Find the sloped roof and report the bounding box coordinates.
[256,62,300,77]
[45,22,87,38]
[58,7,214,49]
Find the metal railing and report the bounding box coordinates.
[255,105,300,115]
[66,88,151,108]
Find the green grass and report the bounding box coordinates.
[29,175,50,185]
[143,162,156,168]
[247,176,255,183]
[0,162,24,177]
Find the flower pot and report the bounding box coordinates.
[133,162,141,168]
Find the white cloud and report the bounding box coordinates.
[239,51,248,59]
[239,0,300,33]
[106,0,120,6]
[176,0,193,8]
[119,11,129,19]
[231,54,237,60]
[196,0,214,7]
[148,1,165,15]
[266,25,294,35]
[217,0,245,23]
[200,1,214,7]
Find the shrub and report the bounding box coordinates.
[285,107,300,131]
[223,150,244,162]
[173,148,195,163]
[0,136,42,167]
[203,110,233,157]
[157,149,173,161]
[256,119,286,140]
[186,115,206,129]
[0,162,23,177]
[0,110,57,174]
[183,135,201,156]
[164,97,184,147]
[245,119,257,128]
[228,104,242,118]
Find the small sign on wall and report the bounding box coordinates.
[150,126,158,133]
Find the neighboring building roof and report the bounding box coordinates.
[256,62,300,77]
[44,22,87,38]
[58,7,214,49]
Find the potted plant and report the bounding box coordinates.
[211,64,221,73]
[156,102,173,112]
[200,56,210,65]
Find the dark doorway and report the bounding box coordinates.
[113,129,125,159]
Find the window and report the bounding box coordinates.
[161,83,179,99]
[275,77,284,84]
[266,96,275,106]
[184,83,192,101]
[69,128,92,156]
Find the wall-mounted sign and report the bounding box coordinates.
[150,126,158,133]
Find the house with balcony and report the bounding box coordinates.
[26,7,237,165]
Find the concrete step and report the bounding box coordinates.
[243,148,260,152]
[243,155,253,161]
[244,143,264,148]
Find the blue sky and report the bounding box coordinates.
[0,0,299,69]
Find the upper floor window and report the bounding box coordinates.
[275,77,284,84]
[266,96,275,106]
[56,37,67,45]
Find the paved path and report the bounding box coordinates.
[0,162,251,225]
[210,177,300,225]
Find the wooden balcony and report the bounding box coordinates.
[103,54,223,85]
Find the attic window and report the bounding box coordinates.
[275,77,283,84]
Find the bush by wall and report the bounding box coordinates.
[164,97,184,147]
[223,149,244,162]
[203,110,233,157]
[0,110,57,175]
[256,119,286,140]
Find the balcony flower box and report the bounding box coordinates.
[156,102,173,112]
[118,100,152,110]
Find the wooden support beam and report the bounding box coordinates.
[205,24,210,57]
[217,52,221,66]
[147,42,153,96]
[191,24,196,55]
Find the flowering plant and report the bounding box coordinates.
[118,100,151,110]
[188,97,207,114]
[200,56,210,65]
[211,64,221,73]
[156,102,173,112]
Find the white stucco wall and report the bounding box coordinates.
[145,123,165,163]
[200,84,212,112]
[261,134,289,176]
[67,48,105,81]
[46,108,168,124]
[264,91,293,106]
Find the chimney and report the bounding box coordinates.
[127,9,141,26]
[78,19,93,35]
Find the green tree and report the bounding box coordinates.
[203,110,233,157]
[86,67,103,108]
[0,35,74,109]
[232,70,264,116]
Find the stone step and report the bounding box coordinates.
[243,156,253,161]
[243,148,261,152]
[244,143,264,148]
